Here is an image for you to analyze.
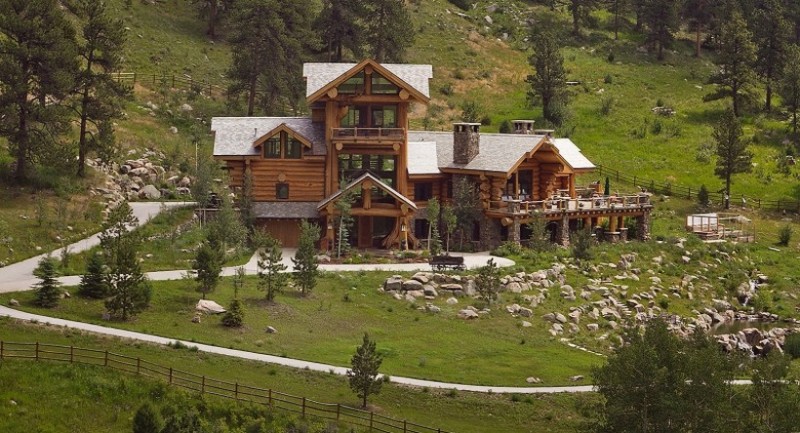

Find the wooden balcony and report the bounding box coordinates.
[487,193,653,220]
[331,127,405,144]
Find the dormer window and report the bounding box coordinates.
[339,71,365,94]
[261,131,304,159]
[371,73,399,95]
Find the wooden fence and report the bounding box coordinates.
[110,71,226,97]
[0,341,452,433]
[596,165,800,213]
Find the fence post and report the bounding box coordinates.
[70,346,74,363]
[403,420,407,433]
[688,188,692,199]
[201,376,205,394]
[1,341,3,360]
[35,342,39,361]
[235,382,238,400]
[137,357,141,374]
[104,350,108,367]
[268,389,272,408]
[133,72,137,85]
[169,367,173,385]
[171,75,175,88]
[370,412,374,431]
[302,397,306,418]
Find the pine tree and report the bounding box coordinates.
[364,0,414,62]
[441,205,457,254]
[752,0,789,112]
[78,253,108,299]
[99,202,138,267]
[475,258,500,305]
[426,197,442,256]
[714,108,752,209]
[556,0,599,36]
[526,27,568,126]
[334,181,356,259]
[682,0,715,57]
[779,45,800,144]
[609,0,630,40]
[315,0,366,61]
[34,256,61,308]
[207,194,247,259]
[193,242,222,300]
[697,184,710,209]
[452,176,481,249]
[105,241,151,321]
[706,11,756,117]
[74,0,130,177]
[258,234,288,302]
[642,0,679,60]
[292,220,320,296]
[226,0,317,116]
[0,0,78,183]
[191,0,235,40]
[133,402,163,433]
[221,299,245,327]
[239,168,256,237]
[348,333,383,408]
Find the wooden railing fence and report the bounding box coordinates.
[0,341,451,433]
[596,164,800,213]
[110,71,226,97]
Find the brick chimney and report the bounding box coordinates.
[453,122,480,164]
[511,120,535,134]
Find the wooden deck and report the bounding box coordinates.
[486,193,653,220]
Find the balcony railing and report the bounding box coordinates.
[331,127,405,142]
[489,193,652,216]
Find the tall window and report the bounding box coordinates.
[339,71,365,94]
[262,131,304,159]
[371,73,399,94]
[414,182,433,201]
[338,154,397,187]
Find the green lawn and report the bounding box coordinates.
[0,318,599,433]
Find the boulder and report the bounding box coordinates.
[521,321,532,328]
[526,376,542,384]
[191,314,201,323]
[458,309,479,320]
[411,272,432,284]
[8,299,19,307]
[568,310,581,324]
[440,283,463,292]
[518,307,533,317]
[445,297,458,305]
[178,176,192,187]
[505,282,522,293]
[555,313,568,323]
[169,126,178,134]
[570,375,585,382]
[423,285,438,297]
[140,184,162,200]
[266,326,277,333]
[384,276,404,291]
[402,279,424,291]
[586,323,599,332]
[425,303,441,314]
[180,103,193,112]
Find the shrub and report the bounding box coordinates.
[221,299,245,327]
[604,73,613,84]
[78,253,109,299]
[571,229,593,261]
[697,184,710,209]
[607,51,615,63]
[133,402,163,433]
[778,224,792,246]
[439,83,453,96]
[499,119,512,133]
[784,333,800,359]
[600,95,615,116]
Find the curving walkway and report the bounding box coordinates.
[0,305,592,394]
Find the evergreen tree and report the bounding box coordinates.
[239,168,256,237]
[706,11,757,117]
[0,0,78,183]
[74,0,130,177]
[714,108,752,209]
[743,353,800,431]
[133,402,163,433]
[207,194,247,260]
[452,176,482,249]
[192,242,222,300]
[99,202,139,267]
[334,181,356,258]
[608,0,630,40]
[292,220,319,296]
[682,0,716,57]
[441,205,457,254]
[364,0,414,62]
[642,0,679,60]
[526,27,568,126]
[571,227,593,261]
[697,184,710,209]
[78,253,108,299]
[347,333,383,408]
[315,0,365,61]
[105,241,151,321]
[426,197,442,256]
[752,0,789,112]
[34,256,61,308]
[475,258,500,305]
[191,0,234,40]
[226,0,316,116]
[221,299,245,327]
[779,45,800,144]
[556,0,599,36]
[258,234,288,302]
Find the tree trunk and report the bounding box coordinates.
[78,89,90,177]
[695,27,702,58]
[247,76,257,116]
[362,392,367,408]
[613,2,619,40]
[207,0,218,40]
[14,97,28,184]
[725,176,731,209]
[571,3,580,36]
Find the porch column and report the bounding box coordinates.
[510,217,521,245]
[617,216,625,232]
[558,214,570,246]
[636,210,652,241]
[479,215,501,250]
[609,215,618,232]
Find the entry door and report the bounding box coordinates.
[358,216,373,249]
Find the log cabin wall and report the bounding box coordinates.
[223,158,326,202]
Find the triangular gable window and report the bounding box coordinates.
[339,71,365,94]
[371,72,399,95]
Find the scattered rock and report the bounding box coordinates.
[458,309,479,320]
[140,184,162,200]
[570,375,585,382]
[169,126,178,134]
[526,376,542,384]
[266,326,277,334]
[521,321,532,328]
[191,314,201,323]
[8,299,19,307]
[446,297,458,305]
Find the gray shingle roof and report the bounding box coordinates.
[407,141,440,175]
[303,63,433,98]
[253,202,320,219]
[211,117,326,157]
[552,138,595,170]
[407,131,547,174]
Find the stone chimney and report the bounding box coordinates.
[534,128,555,137]
[511,120,535,134]
[453,122,480,164]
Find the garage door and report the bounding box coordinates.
[259,219,302,247]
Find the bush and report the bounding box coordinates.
[221,299,245,327]
[784,333,800,359]
[499,119,512,133]
[697,184,710,209]
[600,95,615,116]
[133,402,163,433]
[778,224,792,246]
[571,229,593,261]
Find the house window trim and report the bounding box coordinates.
[262,131,305,160]
[276,182,289,200]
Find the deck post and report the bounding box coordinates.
[558,214,570,246]
[509,217,521,245]
[636,210,651,241]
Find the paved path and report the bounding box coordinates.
[0,305,592,394]
[0,202,195,293]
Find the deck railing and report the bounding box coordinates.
[0,341,452,433]
[332,127,405,141]
[489,193,651,216]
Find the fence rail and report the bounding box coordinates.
[596,165,800,213]
[0,341,451,433]
[110,71,227,96]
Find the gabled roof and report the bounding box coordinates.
[407,141,441,176]
[211,117,326,157]
[552,138,596,170]
[303,59,432,101]
[317,172,417,211]
[253,123,313,150]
